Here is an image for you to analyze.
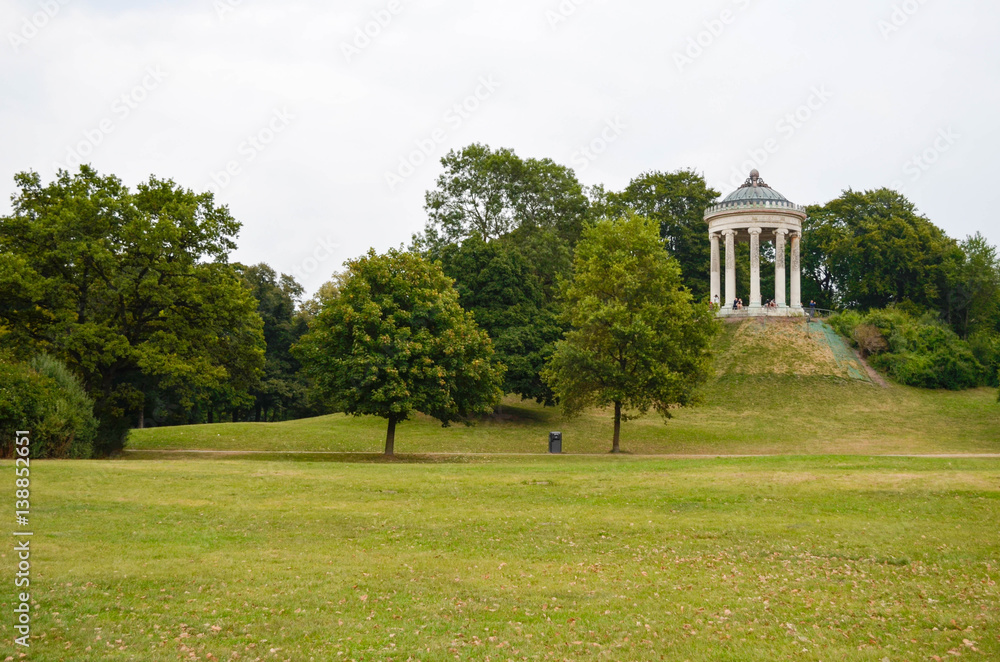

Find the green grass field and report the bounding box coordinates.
[5,320,998,661]
[2,456,998,661]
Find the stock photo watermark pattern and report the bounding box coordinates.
[889,127,959,194]
[214,0,244,21]
[726,86,834,190]
[7,0,70,52]
[570,117,627,173]
[341,0,405,62]
[384,76,502,191]
[546,0,589,30]
[878,0,931,39]
[290,235,340,285]
[673,0,753,72]
[204,108,296,196]
[52,66,168,173]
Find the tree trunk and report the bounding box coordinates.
[611,401,622,454]
[138,409,145,430]
[385,417,397,456]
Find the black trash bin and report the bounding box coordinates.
[548,431,562,454]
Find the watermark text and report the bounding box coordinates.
[13,430,33,648]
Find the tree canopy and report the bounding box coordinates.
[295,248,505,455]
[421,143,590,246]
[594,169,720,300]
[803,189,960,311]
[944,233,1000,339]
[543,214,718,453]
[0,166,265,454]
[435,234,563,404]
[237,263,314,422]
[416,143,591,296]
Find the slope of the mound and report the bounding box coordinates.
[716,318,871,382]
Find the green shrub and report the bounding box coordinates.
[0,356,51,458]
[861,308,912,344]
[0,354,97,458]
[30,355,98,458]
[828,310,862,339]
[852,324,888,357]
[833,309,985,390]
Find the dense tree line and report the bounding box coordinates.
[2,151,997,457]
[802,189,1000,388]
[0,167,324,456]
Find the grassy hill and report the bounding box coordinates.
[130,319,1000,456]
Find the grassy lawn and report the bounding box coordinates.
[2,456,998,661]
[129,321,1000,457]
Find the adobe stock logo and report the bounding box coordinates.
[7,0,71,53]
[726,86,833,190]
[889,127,959,193]
[545,0,588,30]
[674,0,754,73]
[213,0,244,21]
[205,108,295,196]
[341,0,405,63]
[570,117,627,173]
[291,235,340,284]
[52,66,168,172]
[877,0,930,39]
[384,76,501,191]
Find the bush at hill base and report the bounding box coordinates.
[0,353,97,458]
[830,308,986,390]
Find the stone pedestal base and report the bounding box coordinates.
[717,307,805,318]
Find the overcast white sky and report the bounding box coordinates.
[3,0,998,295]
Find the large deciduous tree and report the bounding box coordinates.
[295,249,505,455]
[0,166,265,454]
[423,143,589,245]
[944,233,1000,339]
[543,214,717,453]
[803,189,960,311]
[436,234,563,404]
[417,143,590,295]
[594,170,720,299]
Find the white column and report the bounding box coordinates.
[749,227,762,310]
[709,233,720,308]
[723,230,736,310]
[774,229,787,308]
[790,232,802,310]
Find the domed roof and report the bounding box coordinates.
[704,170,805,217]
[721,170,789,204]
